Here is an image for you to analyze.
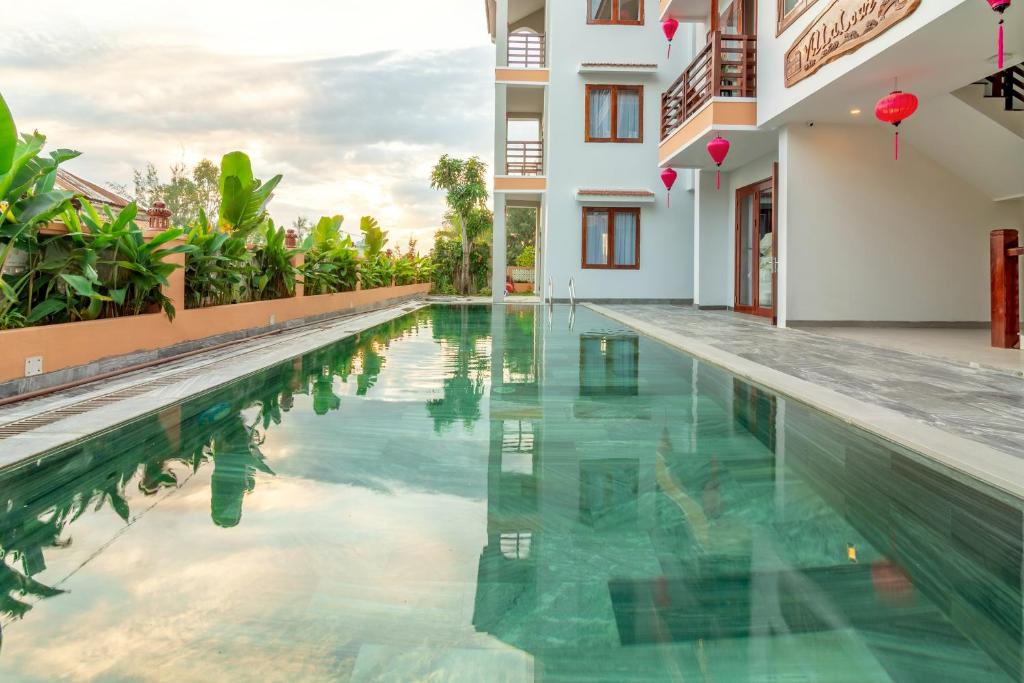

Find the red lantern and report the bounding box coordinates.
[661,167,678,207]
[706,136,730,190]
[987,0,1012,69]
[875,89,918,160]
[662,17,680,58]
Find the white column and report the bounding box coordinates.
[776,127,790,328]
[492,192,508,303]
[495,0,509,68]
[694,169,730,308]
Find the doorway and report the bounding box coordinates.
[734,166,777,321]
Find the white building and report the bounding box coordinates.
[486,0,1024,339]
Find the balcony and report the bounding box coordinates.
[661,31,757,139]
[505,140,544,176]
[508,31,546,68]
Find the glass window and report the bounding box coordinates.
[583,208,640,269]
[588,0,643,24]
[586,85,642,142]
[589,0,613,21]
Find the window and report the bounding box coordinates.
[582,207,640,269]
[777,0,817,35]
[588,0,643,24]
[586,85,643,143]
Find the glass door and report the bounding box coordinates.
[734,176,776,320]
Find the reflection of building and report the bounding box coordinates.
[473,306,1023,679]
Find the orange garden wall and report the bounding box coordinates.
[0,283,430,387]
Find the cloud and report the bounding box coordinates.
[0,16,495,249]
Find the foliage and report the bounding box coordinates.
[246,220,301,301]
[183,208,250,308]
[429,155,489,294]
[217,151,282,237]
[515,245,535,268]
[507,207,536,265]
[300,215,358,295]
[112,159,220,227]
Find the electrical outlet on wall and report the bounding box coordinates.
[25,356,43,377]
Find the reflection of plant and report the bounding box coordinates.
[425,306,491,432]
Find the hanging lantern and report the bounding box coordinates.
[706,136,730,191]
[662,17,680,59]
[987,0,1012,69]
[661,167,678,207]
[874,88,918,160]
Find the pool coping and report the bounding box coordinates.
[0,301,430,472]
[585,303,1024,500]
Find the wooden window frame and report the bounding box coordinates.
[585,85,644,143]
[581,207,641,270]
[776,0,817,35]
[587,0,644,25]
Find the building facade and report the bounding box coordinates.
[487,0,1023,336]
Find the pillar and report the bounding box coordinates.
[495,0,509,68]
[492,193,508,303]
[990,229,1021,349]
[146,201,186,315]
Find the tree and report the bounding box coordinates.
[430,155,488,294]
[112,159,221,227]
[506,207,536,265]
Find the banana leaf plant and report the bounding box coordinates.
[247,220,301,301]
[356,216,395,290]
[300,214,358,295]
[184,208,250,308]
[0,92,79,327]
[217,151,282,237]
[23,200,195,325]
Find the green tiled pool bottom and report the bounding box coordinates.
[0,305,1020,682]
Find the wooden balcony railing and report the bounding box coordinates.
[507,32,546,68]
[661,32,757,140]
[506,140,544,176]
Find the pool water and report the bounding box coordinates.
[0,305,1020,682]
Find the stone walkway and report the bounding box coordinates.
[599,305,1024,460]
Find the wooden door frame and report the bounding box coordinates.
[734,174,776,320]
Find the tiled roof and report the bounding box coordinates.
[55,169,132,209]
[577,189,656,197]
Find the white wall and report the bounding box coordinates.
[543,0,697,300]
[756,0,972,125]
[693,171,730,307]
[783,123,1023,323]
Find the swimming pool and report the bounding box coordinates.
[0,304,1020,681]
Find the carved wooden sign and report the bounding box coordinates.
[784,0,921,87]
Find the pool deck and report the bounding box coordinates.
[588,303,1024,497]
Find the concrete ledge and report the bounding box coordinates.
[0,283,430,399]
[789,320,991,329]
[585,302,1024,499]
[552,298,694,305]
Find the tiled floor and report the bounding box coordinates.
[804,326,1024,376]
[600,305,1024,460]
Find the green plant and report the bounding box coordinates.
[356,216,394,290]
[184,208,250,308]
[429,155,489,294]
[217,151,282,238]
[25,200,194,324]
[515,245,535,268]
[300,215,358,295]
[247,220,300,301]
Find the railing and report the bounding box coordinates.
[980,64,1024,112]
[507,32,546,68]
[661,32,757,140]
[506,140,544,175]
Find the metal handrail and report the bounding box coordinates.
[547,276,554,306]
[568,276,576,307]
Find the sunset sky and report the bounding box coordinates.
[0,0,495,249]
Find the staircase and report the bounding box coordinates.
[974,63,1024,112]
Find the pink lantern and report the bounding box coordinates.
[661,167,678,207]
[662,17,680,58]
[706,136,730,190]
[875,89,919,160]
[987,0,1012,69]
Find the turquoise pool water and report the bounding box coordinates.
[0,305,1020,682]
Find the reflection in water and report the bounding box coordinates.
[0,304,1020,682]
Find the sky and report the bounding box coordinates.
[0,0,495,250]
